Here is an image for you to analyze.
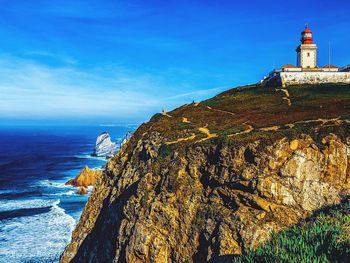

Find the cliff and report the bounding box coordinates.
[60,83,350,263]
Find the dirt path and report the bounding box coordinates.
[166,112,349,145]
[205,106,235,116]
[259,126,280,132]
[162,111,172,118]
[276,88,292,106]
[197,125,218,142]
[166,134,196,145]
[182,117,190,123]
[228,124,254,137]
[227,117,349,138]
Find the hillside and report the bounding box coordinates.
[60,83,350,263]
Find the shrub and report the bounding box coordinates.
[233,200,350,262]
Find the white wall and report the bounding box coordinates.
[300,48,316,68]
[280,72,350,87]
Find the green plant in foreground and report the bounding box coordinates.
[233,200,350,263]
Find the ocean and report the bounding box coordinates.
[0,125,134,263]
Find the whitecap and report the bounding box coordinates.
[74,154,107,161]
[0,201,76,263]
[0,198,58,212]
[0,189,15,195]
[38,179,68,188]
[51,190,76,196]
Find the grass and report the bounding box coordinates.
[220,125,247,138]
[130,83,350,150]
[233,198,350,263]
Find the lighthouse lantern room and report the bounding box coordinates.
[296,25,317,69]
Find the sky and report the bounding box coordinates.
[0,0,349,125]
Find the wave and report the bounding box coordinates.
[0,206,52,220]
[0,190,43,200]
[0,200,76,263]
[52,190,76,196]
[38,179,68,188]
[74,153,107,161]
[0,198,59,212]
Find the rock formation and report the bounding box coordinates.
[65,166,103,191]
[120,132,133,148]
[77,186,88,195]
[61,83,350,263]
[92,132,118,158]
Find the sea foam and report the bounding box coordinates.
[0,200,75,263]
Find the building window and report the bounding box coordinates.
[307,52,310,57]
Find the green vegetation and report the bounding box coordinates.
[157,144,171,160]
[133,83,350,149]
[233,199,350,263]
[175,121,196,130]
[220,125,247,138]
[201,98,221,108]
[150,112,163,121]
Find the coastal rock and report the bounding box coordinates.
[77,186,88,195]
[92,132,118,158]
[120,132,133,147]
[65,179,75,186]
[65,166,103,188]
[60,84,350,263]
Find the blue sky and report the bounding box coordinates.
[0,0,349,125]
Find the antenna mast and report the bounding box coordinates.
[328,42,331,70]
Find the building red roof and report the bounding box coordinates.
[301,25,313,44]
[282,64,297,69]
[302,25,312,34]
[323,64,338,69]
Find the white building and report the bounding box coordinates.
[296,25,317,69]
[264,25,350,87]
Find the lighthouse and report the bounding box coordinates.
[263,25,350,87]
[296,25,317,69]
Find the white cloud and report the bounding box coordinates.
[0,56,223,123]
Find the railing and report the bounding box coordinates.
[268,69,282,76]
[340,65,350,72]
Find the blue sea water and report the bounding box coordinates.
[0,125,134,263]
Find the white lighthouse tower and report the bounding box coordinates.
[296,25,317,69]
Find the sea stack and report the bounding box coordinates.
[65,166,103,192]
[92,132,118,158]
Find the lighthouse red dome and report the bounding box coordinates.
[301,25,313,44]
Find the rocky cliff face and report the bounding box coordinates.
[60,83,350,263]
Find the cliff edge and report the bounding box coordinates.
[60,83,350,263]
